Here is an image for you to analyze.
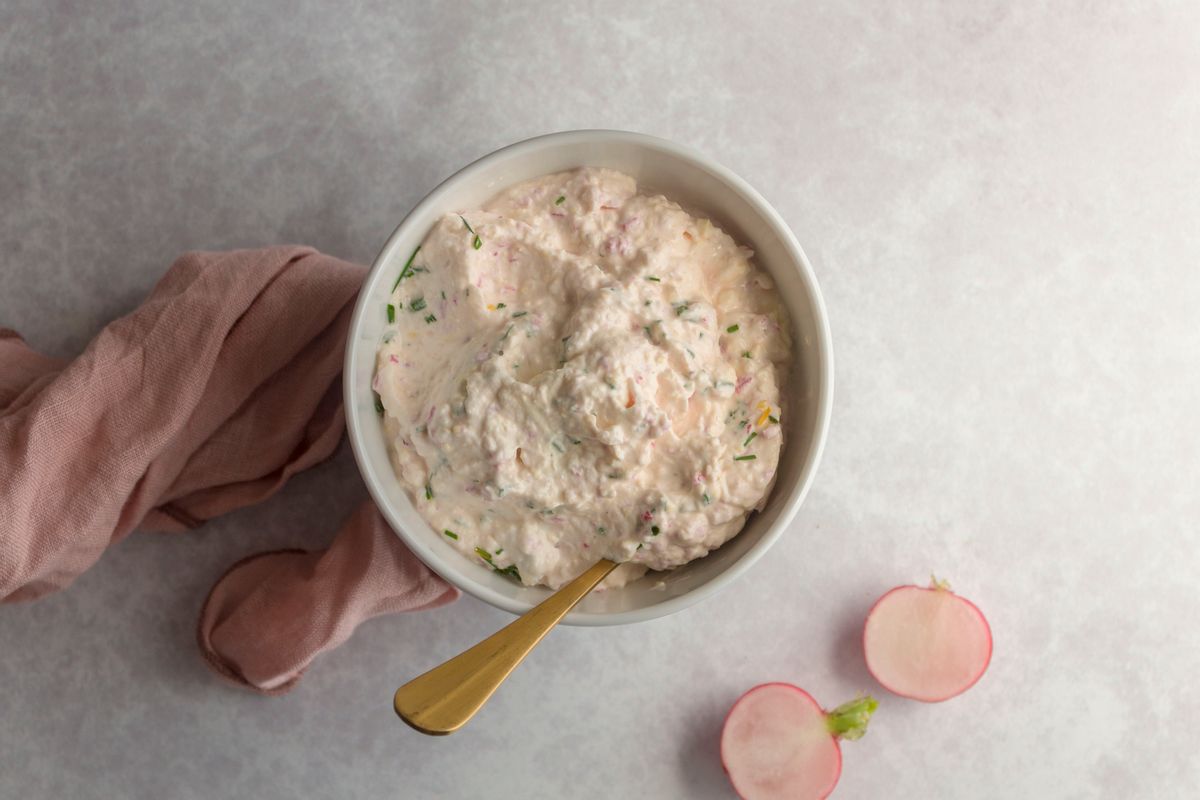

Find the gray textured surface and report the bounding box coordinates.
[3,2,1199,798]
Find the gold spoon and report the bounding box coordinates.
[394,558,618,735]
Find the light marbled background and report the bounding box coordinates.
[2,1,1198,798]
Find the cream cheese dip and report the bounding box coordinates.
[374,168,790,589]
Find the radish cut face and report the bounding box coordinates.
[863,584,992,702]
[720,683,842,800]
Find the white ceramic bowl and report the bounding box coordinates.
[344,130,832,626]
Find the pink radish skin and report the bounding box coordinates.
[720,684,877,800]
[863,581,992,702]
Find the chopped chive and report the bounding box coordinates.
[500,325,513,341]
[636,543,645,550]
[555,195,566,205]
[734,454,757,462]
[768,415,780,424]
[443,529,458,540]
[702,492,711,505]
[551,441,565,453]
[674,302,689,316]
[425,483,434,500]
[743,431,758,447]
[386,304,395,323]
[651,525,660,536]
[597,526,606,534]
[494,563,520,580]
[512,311,528,318]
[440,290,446,300]
[495,548,503,555]
[742,351,752,359]
[646,276,661,282]
[496,302,507,310]
[410,296,427,312]
[392,246,421,291]
[424,314,437,323]
[373,392,384,415]
[475,546,493,562]
[459,215,483,249]
[571,438,582,445]
[726,324,739,333]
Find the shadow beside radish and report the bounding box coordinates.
[828,596,877,689]
[677,698,737,798]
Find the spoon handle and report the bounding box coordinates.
[394,558,619,735]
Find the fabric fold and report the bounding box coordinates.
[0,247,457,692]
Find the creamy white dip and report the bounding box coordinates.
[374,168,790,589]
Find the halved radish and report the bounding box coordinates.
[863,579,992,702]
[721,683,877,800]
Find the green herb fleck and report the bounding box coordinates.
[702,492,711,505]
[496,302,507,310]
[674,302,689,316]
[512,311,528,318]
[604,379,616,390]
[742,351,752,359]
[743,431,758,447]
[424,314,437,323]
[495,548,503,555]
[651,525,660,536]
[386,304,396,323]
[571,438,582,445]
[459,215,483,249]
[551,441,565,453]
[494,563,521,580]
[373,392,384,415]
[425,483,434,500]
[646,276,661,282]
[475,546,493,562]
[726,324,739,333]
[500,325,513,341]
[555,195,566,205]
[410,297,427,312]
[443,529,458,540]
[734,454,757,462]
[392,246,421,291]
[636,543,644,550]
[769,415,780,424]
[597,526,606,534]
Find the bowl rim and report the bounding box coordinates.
[344,129,834,625]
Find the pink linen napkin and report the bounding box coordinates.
[0,246,458,693]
